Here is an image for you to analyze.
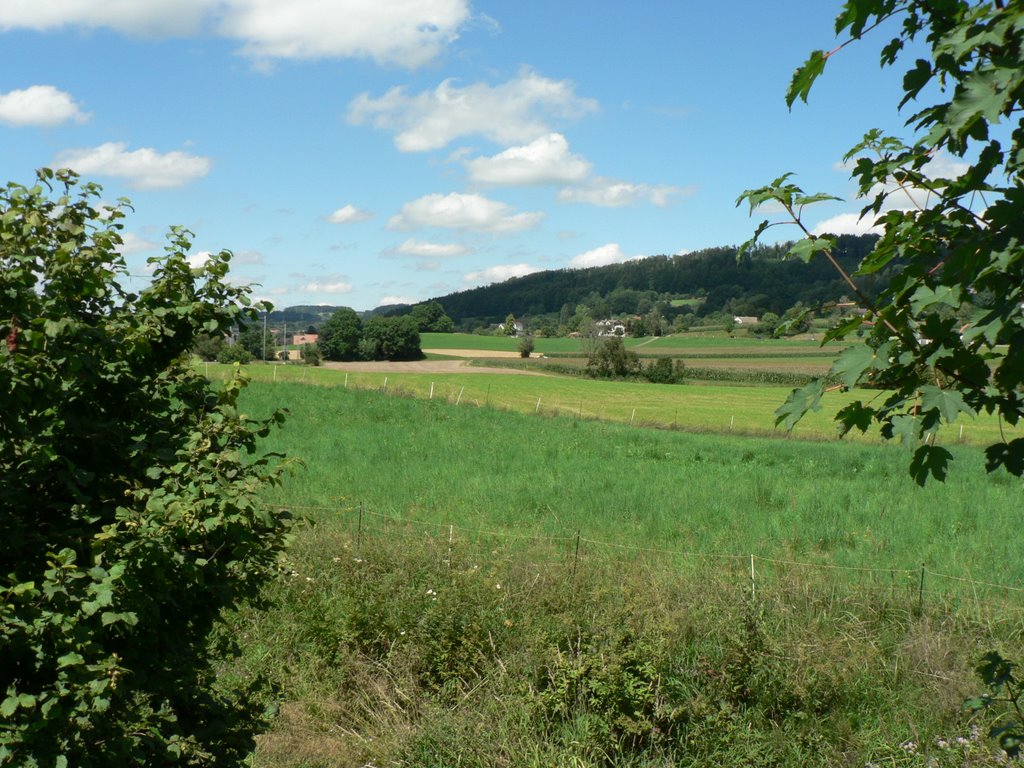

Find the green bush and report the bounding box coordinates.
[0,170,292,767]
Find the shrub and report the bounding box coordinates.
[518,335,535,358]
[0,170,293,767]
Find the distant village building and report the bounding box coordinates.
[596,319,626,337]
[292,333,319,346]
[835,302,869,317]
[733,315,759,325]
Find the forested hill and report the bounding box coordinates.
[431,234,882,325]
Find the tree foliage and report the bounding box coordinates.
[237,322,274,361]
[0,170,292,766]
[409,301,455,333]
[738,0,1024,484]
[318,307,363,361]
[360,315,423,361]
[587,337,642,379]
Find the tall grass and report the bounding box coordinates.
[227,379,1024,767]
[243,380,1022,590]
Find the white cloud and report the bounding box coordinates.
[0,0,468,67]
[221,0,471,68]
[233,249,265,265]
[327,204,372,224]
[397,239,468,258]
[54,142,211,189]
[464,263,541,284]
[0,85,89,127]
[0,0,212,35]
[116,231,159,255]
[833,150,974,212]
[377,295,416,306]
[303,281,353,294]
[348,69,598,152]
[389,192,543,233]
[465,132,591,185]
[811,212,884,236]
[187,251,213,269]
[569,243,641,269]
[558,178,689,208]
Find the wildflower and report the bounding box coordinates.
[495,583,502,590]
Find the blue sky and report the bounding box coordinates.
[0,1,919,312]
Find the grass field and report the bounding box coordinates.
[205,360,1013,447]
[243,380,1022,588]
[229,378,1024,767]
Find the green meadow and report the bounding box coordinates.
[243,379,1021,590]
[207,360,1012,446]
[230,377,1024,767]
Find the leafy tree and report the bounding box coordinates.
[193,333,225,361]
[644,357,686,385]
[503,313,518,337]
[0,170,292,766]
[409,301,455,333]
[301,343,321,366]
[361,315,423,361]
[738,0,1024,484]
[756,311,781,336]
[217,343,253,365]
[318,307,363,361]
[587,337,641,379]
[237,322,274,361]
[778,302,812,336]
[518,335,535,358]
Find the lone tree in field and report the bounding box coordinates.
[739,0,1024,485]
[0,170,293,766]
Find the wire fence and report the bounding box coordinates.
[272,501,1024,625]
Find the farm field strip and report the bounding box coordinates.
[419,331,850,356]
[205,361,1013,447]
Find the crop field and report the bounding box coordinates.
[421,331,848,358]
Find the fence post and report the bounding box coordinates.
[750,554,756,601]
[630,408,636,425]
[447,524,454,570]
[345,372,349,388]
[571,530,581,587]
[429,382,434,399]
[917,564,926,615]
[536,397,542,413]
[456,386,464,405]
[382,376,388,392]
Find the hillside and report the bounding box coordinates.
[427,234,882,325]
[272,234,883,330]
